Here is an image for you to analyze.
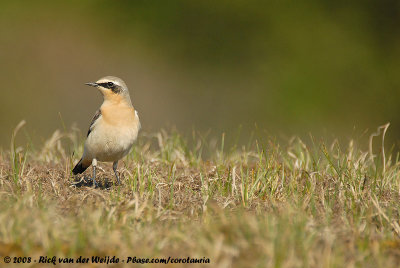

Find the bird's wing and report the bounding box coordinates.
[87,109,102,137]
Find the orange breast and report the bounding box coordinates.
[101,104,136,127]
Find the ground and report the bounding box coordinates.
[0,125,400,267]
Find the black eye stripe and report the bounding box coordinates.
[98,82,114,89]
[98,82,122,94]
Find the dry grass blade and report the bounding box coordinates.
[369,122,390,174]
[0,127,400,267]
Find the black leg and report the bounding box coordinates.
[113,161,121,185]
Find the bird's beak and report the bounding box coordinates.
[85,82,98,87]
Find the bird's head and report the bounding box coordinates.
[85,76,132,105]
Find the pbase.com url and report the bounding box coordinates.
[127,256,210,264]
[2,256,210,265]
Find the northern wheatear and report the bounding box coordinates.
[72,76,140,187]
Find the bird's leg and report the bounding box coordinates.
[92,158,98,187]
[113,161,121,185]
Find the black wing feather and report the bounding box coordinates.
[87,109,101,137]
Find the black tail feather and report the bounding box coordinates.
[72,159,89,175]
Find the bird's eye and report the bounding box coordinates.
[107,82,114,87]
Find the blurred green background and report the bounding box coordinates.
[1,0,399,147]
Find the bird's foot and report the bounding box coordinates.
[114,174,121,186]
[91,178,99,188]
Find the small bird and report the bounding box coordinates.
[72,76,140,187]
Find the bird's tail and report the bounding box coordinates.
[72,158,90,175]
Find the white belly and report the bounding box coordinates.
[83,119,139,162]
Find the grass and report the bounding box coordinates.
[1,123,400,267]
